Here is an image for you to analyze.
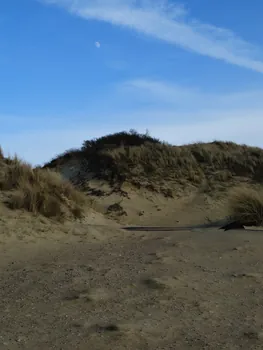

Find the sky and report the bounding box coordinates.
[1,0,263,165]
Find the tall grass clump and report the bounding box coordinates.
[228,187,263,226]
[0,154,86,219]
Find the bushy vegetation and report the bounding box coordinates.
[82,129,161,150]
[0,152,86,220]
[3,130,263,226]
[228,187,263,226]
[44,130,263,191]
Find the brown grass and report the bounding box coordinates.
[43,130,263,194]
[0,147,4,159]
[228,187,263,225]
[0,154,86,220]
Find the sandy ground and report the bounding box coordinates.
[85,179,228,227]
[1,209,263,350]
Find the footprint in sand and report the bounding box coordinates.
[147,249,188,265]
[64,288,110,303]
[231,272,263,280]
[141,276,183,290]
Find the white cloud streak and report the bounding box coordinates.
[40,0,263,73]
[2,76,263,165]
[1,108,263,166]
[123,79,263,110]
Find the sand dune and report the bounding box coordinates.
[1,134,263,349]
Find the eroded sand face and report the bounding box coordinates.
[1,220,263,350]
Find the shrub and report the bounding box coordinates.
[43,130,263,193]
[0,155,86,219]
[228,187,263,226]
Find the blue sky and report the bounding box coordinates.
[1,0,263,165]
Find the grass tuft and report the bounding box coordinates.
[0,154,86,220]
[228,187,263,226]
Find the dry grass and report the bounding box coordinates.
[0,154,86,220]
[228,187,263,225]
[44,130,263,194]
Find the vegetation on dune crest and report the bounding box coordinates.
[0,151,86,219]
[2,130,263,226]
[43,130,263,226]
[44,130,263,190]
[82,129,161,150]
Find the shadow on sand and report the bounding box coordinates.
[122,219,263,232]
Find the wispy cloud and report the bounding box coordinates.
[3,77,263,165]
[2,78,263,165]
[2,109,262,165]
[149,111,263,146]
[40,0,263,73]
[122,78,263,110]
